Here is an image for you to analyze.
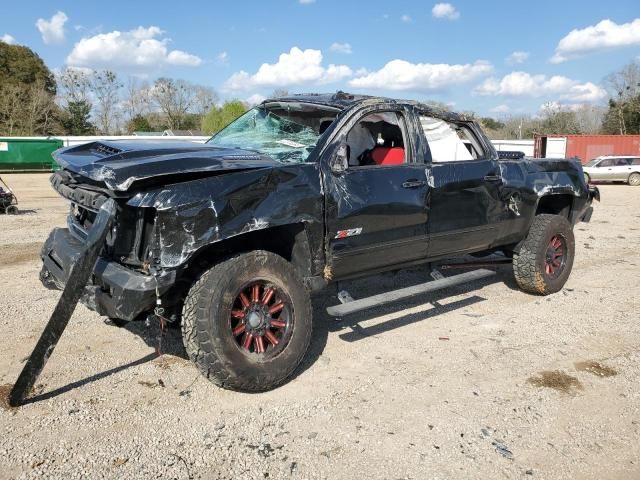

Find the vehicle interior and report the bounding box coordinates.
[345,112,407,167]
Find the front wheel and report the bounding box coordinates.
[182,250,312,392]
[513,214,575,295]
[629,172,640,186]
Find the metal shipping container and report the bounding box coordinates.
[534,134,640,164]
[0,138,63,172]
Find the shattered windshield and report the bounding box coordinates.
[207,105,335,163]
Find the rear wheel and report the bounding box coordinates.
[513,214,575,295]
[182,250,312,392]
[6,205,18,215]
[628,172,640,186]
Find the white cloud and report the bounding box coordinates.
[551,18,640,63]
[66,26,202,71]
[432,3,460,20]
[475,71,607,103]
[330,42,352,54]
[401,14,413,23]
[1,33,16,44]
[299,0,316,4]
[217,51,229,63]
[490,104,511,114]
[246,94,266,106]
[166,50,201,66]
[506,51,529,64]
[36,11,68,44]
[224,47,352,90]
[348,59,492,91]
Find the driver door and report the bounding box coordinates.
[322,107,430,279]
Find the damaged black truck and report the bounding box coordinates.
[40,93,599,392]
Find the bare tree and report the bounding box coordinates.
[0,84,24,135]
[572,104,605,134]
[540,102,582,134]
[123,77,152,120]
[58,67,92,104]
[193,85,219,116]
[91,70,122,134]
[24,81,58,134]
[150,78,196,130]
[605,60,640,134]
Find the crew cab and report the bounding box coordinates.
[40,92,599,392]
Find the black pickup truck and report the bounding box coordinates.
[40,92,599,392]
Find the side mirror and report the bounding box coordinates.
[330,143,348,174]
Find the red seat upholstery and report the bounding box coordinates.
[371,147,404,165]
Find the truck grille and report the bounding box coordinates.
[68,202,96,240]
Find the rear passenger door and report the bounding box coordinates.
[611,158,633,181]
[417,114,508,258]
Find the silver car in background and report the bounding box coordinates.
[583,156,640,186]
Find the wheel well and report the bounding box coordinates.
[182,223,311,281]
[161,223,313,321]
[535,194,573,218]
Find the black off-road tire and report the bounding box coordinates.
[182,250,312,392]
[6,205,18,215]
[628,172,640,186]
[513,214,575,295]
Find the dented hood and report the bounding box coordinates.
[53,140,279,191]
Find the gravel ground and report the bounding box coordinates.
[0,173,639,480]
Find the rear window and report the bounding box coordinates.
[631,158,640,166]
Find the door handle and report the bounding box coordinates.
[483,175,502,182]
[402,179,427,188]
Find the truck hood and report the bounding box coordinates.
[53,140,279,191]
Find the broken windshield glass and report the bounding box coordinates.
[207,107,323,164]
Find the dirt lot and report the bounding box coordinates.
[0,173,639,479]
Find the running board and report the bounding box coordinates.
[326,269,495,317]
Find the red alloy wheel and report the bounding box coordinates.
[544,235,566,278]
[229,281,292,357]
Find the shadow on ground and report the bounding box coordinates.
[20,264,510,401]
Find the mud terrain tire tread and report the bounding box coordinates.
[513,214,575,295]
[181,250,312,392]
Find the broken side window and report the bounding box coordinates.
[419,116,486,163]
[345,112,407,167]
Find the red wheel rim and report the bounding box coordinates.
[544,235,567,278]
[229,281,293,357]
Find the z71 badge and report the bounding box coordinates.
[335,228,363,239]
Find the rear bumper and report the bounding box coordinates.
[40,227,175,321]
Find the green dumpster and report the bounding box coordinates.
[0,138,64,172]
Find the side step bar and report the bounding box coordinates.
[326,269,495,317]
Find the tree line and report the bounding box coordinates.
[1,40,639,138]
[0,41,248,137]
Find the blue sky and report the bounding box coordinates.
[2,0,639,116]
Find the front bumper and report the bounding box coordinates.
[40,227,175,321]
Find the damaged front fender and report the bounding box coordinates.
[128,164,325,272]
